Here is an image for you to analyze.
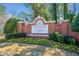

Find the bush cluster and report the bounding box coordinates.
[49,32,76,45]
[5,33,27,39]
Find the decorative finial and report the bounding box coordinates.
[38,15,41,18]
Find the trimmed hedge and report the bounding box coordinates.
[5,33,27,39]
[5,32,76,46]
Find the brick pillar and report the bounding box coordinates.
[17,20,23,33]
[61,20,68,35]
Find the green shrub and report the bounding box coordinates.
[5,33,27,39]
[49,32,64,43]
[58,34,64,43]
[68,37,76,45]
[49,32,59,42]
[49,32,76,45]
[0,39,7,43]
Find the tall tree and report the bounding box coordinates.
[0,5,6,15]
[67,11,75,24]
[73,3,76,14]
[71,13,79,32]
[48,3,57,22]
[3,18,18,34]
[24,3,49,21]
[0,4,6,35]
[6,10,17,17]
[17,12,33,22]
[54,3,57,22]
[39,4,49,21]
[63,3,68,19]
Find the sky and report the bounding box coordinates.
[1,3,32,16]
[0,3,79,15]
[0,3,79,14]
[68,3,79,14]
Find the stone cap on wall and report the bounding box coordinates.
[17,19,24,23]
[18,16,68,25]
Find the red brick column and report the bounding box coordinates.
[47,22,55,33]
[17,21,23,33]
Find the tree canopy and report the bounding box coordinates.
[0,5,6,15]
[17,12,33,22]
[3,18,18,34]
[24,3,49,21]
[71,13,79,32]
[48,3,57,22]
[63,3,68,19]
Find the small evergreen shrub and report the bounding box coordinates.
[49,32,64,43]
[68,37,76,45]
[64,36,72,44]
[49,32,59,42]
[49,32,76,45]
[58,34,64,43]
[5,34,12,39]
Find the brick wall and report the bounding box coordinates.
[17,21,23,33]
[17,19,79,41]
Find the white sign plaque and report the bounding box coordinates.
[32,20,48,33]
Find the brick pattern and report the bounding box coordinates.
[17,19,79,41]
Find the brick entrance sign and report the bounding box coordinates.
[18,16,79,41]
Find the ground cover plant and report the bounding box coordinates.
[0,37,79,54]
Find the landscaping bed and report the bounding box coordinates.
[0,37,79,56]
[0,42,78,56]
